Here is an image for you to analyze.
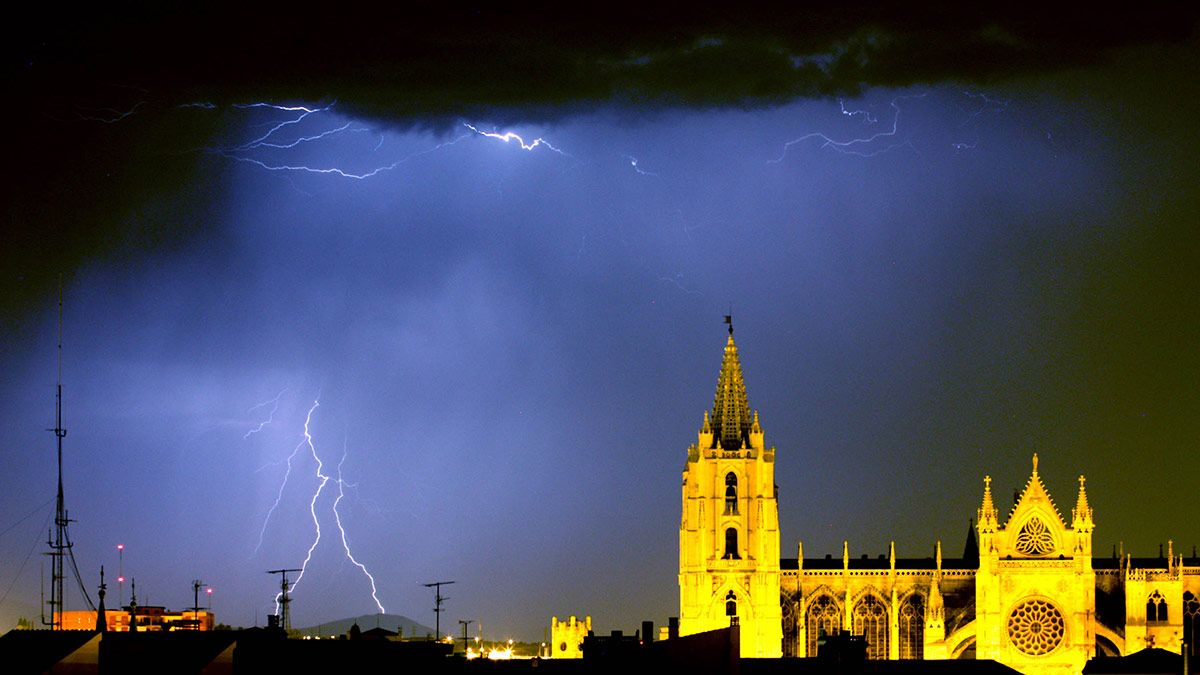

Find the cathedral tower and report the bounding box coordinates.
[679,327,783,657]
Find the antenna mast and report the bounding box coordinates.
[44,279,70,629]
[423,580,455,640]
[267,569,302,632]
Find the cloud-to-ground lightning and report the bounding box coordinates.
[770,94,928,162]
[333,442,384,611]
[260,396,385,615]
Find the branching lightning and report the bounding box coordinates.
[244,388,288,439]
[770,95,927,162]
[201,102,473,179]
[260,396,385,616]
[202,102,572,181]
[952,91,1010,152]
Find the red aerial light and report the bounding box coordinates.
[117,576,125,583]
[207,588,213,595]
[117,544,124,550]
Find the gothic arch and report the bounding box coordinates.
[805,593,842,658]
[851,584,887,605]
[852,592,889,660]
[781,591,800,657]
[897,592,925,659]
[711,584,755,622]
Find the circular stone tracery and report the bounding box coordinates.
[1007,599,1065,656]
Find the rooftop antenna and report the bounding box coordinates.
[423,580,455,640]
[459,619,473,653]
[44,276,70,629]
[41,278,96,631]
[267,569,302,632]
[191,579,206,630]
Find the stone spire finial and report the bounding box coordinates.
[1032,453,1039,476]
[1072,475,1093,529]
[710,332,752,451]
[978,475,998,530]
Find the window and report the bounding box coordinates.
[806,595,840,658]
[1148,591,1168,624]
[724,473,738,514]
[1184,592,1199,656]
[1008,599,1065,655]
[726,590,738,617]
[1014,517,1055,556]
[854,594,889,660]
[899,594,924,659]
[724,528,740,559]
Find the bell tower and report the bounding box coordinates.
[679,324,782,657]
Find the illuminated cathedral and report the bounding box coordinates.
[679,329,1200,673]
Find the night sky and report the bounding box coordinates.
[2,5,1198,641]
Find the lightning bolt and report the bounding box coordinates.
[73,101,146,123]
[281,398,328,611]
[769,94,928,162]
[461,123,568,155]
[264,397,385,615]
[202,103,573,181]
[333,441,384,612]
[840,99,878,124]
[952,91,1010,152]
[626,155,657,176]
[244,388,288,439]
[203,102,474,180]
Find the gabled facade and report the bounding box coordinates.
[974,456,1095,675]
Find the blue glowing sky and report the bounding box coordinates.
[2,6,1198,640]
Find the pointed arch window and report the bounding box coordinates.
[854,594,889,660]
[782,594,799,657]
[1147,591,1168,624]
[725,590,738,617]
[806,595,840,658]
[899,594,924,659]
[1184,592,1199,656]
[724,528,740,559]
[724,473,738,514]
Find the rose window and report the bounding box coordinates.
[1014,517,1055,556]
[1007,599,1065,655]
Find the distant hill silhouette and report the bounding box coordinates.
[294,613,435,639]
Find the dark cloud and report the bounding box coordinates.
[10,4,1198,118]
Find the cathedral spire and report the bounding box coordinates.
[978,475,999,531]
[711,331,752,451]
[1072,475,1093,531]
